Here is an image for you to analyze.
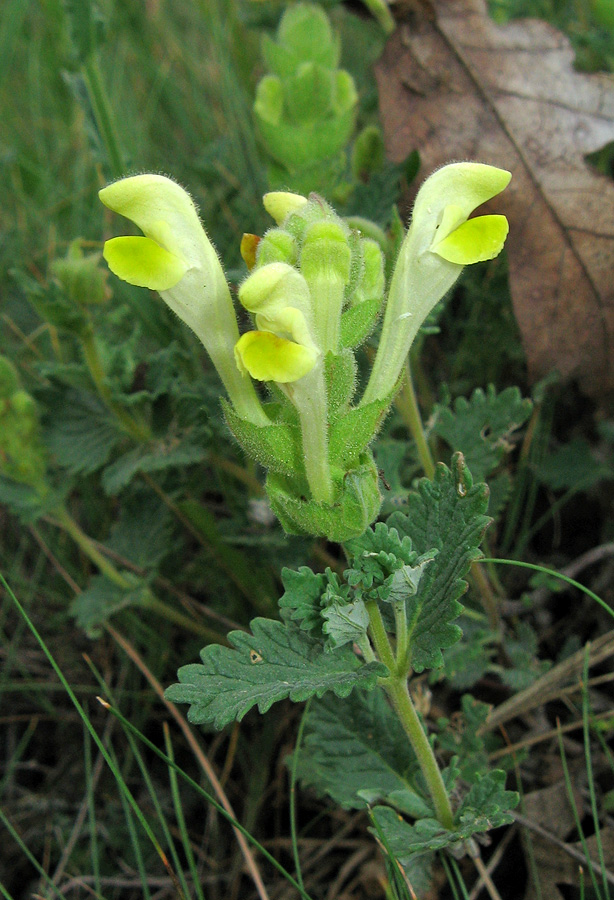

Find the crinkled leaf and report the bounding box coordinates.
[437,695,492,783]
[164,618,387,729]
[294,688,421,810]
[372,770,517,861]
[387,453,491,671]
[322,598,369,649]
[0,477,62,525]
[456,769,519,833]
[42,387,122,475]
[344,520,417,602]
[279,566,329,633]
[342,161,412,227]
[442,621,497,690]
[433,386,532,483]
[102,440,206,495]
[71,574,151,638]
[387,552,438,604]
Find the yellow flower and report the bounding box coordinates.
[235,262,319,384]
[99,174,267,424]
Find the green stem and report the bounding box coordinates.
[82,54,125,179]
[393,601,409,674]
[55,505,127,588]
[366,598,454,830]
[357,633,377,664]
[80,322,151,442]
[52,507,220,641]
[287,366,334,505]
[385,677,454,830]
[395,359,435,479]
[365,600,396,673]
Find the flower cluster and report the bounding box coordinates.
[100,163,510,540]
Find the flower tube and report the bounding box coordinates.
[100,174,268,425]
[361,163,511,407]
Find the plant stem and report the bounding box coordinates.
[80,321,151,442]
[52,506,220,641]
[385,677,454,830]
[287,366,334,505]
[393,601,409,674]
[365,599,396,673]
[366,598,454,830]
[55,505,127,587]
[396,359,435,479]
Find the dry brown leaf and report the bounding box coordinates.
[375,0,614,397]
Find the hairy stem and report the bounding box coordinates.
[286,365,334,505]
[385,677,454,830]
[366,598,454,830]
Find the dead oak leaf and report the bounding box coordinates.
[376,0,614,398]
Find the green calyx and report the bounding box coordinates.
[267,453,381,543]
[229,193,388,538]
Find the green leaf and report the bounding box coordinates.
[42,387,122,475]
[441,621,496,690]
[267,452,381,542]
[102,440,206,495]
[371,770,517,861]
[164,618,387,729]
[339,294,382,349]
[325,349,357,415]
[322,597,369,649]
[107,490,173,569]
[432,385,532,483]
[0,476,61,525]
[387,453,491,671]
[294,688,422,811]
[456,769,519,834]
[13,269,88,335]
[344,520,417,602]
[387,553,438,604]
[329,395,390,470]
[342,161,411,227]
[223,400,302,477]
[71,574,151,637]
[436,695,492,783]
[536,436,613,491]
[279,566,328,633]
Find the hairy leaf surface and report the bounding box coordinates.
[387,454,490,671]
[165,618,387,729]
[295,688,422,810]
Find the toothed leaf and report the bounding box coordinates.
[387,453,491,671]
[165,618,387,729]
